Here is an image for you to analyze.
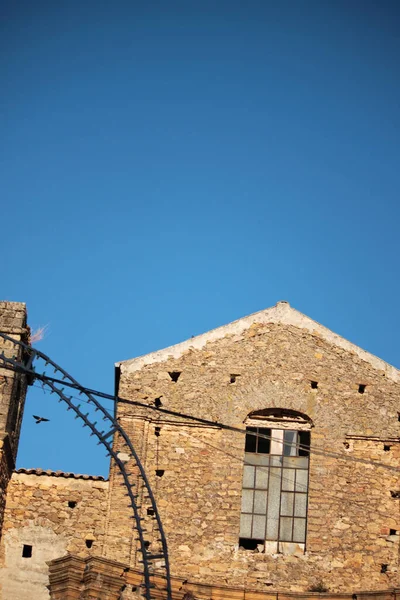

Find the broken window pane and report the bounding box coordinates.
[245,428,257,453]
[239,537,263,550]
[257,428,271,454]
[299,431,310,456]
[240,425,310,548]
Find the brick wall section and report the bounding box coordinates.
[104,317,400,593]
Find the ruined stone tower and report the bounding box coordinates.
[0,302,29,538]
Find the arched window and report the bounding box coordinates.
[239,409,312,554]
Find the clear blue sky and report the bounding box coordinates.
[2,1,399,477]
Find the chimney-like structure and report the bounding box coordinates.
[0,301,29,538]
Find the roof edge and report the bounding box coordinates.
[117,301,400,382]
[14,468,107,481]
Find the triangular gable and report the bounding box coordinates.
[118,301,399,381]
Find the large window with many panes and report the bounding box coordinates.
[239,410,311,554]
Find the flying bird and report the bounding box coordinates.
[33,415,50,424]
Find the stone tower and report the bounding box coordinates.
[0,302,29,538]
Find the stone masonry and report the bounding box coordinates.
[1,300,400,599]
[104,301,400,594]
[0,302,28,540]
[0,302,111,600]
[0,470,109,600]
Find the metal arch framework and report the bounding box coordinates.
[0,332,172,600]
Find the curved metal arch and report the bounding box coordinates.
[0,332,172,600]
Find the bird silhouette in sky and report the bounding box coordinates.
[33,415,50,424]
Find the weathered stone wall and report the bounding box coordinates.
[0,301,28,455]
[0,439,13,548]
[46,553,400,600]
[105,306,400,593]
[1,300,399,597]
[0,471,109,600]
[0,301,28,543]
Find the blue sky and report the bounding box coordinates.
[1,1,399,477]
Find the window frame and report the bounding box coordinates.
[239,411,312,554]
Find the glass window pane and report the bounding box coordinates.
[241,489,254,513]
[283,431,297,456]
[295,469,308,492]
[293,518,306,542]
[255,467,269,489]
[240,514,252,538]
[266,515,279,540]
[284,456,309,469]
[242,465,255,488]
[245,453,269,466]
[270,429,284,455]
[282,468,295,491]
[280,517,293,541]
[270,456,283,467]
[245,428,257,453]
[257,428,271,454]
[266,467,281,540]
[282,456,302,468]
[252,515,266,539]
[294,493,307,517]
[280,492,294,516]
[254,490,268,514]
[243,425,310,547]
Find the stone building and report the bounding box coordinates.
[0,300,399,599]
[0,302,29,540]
